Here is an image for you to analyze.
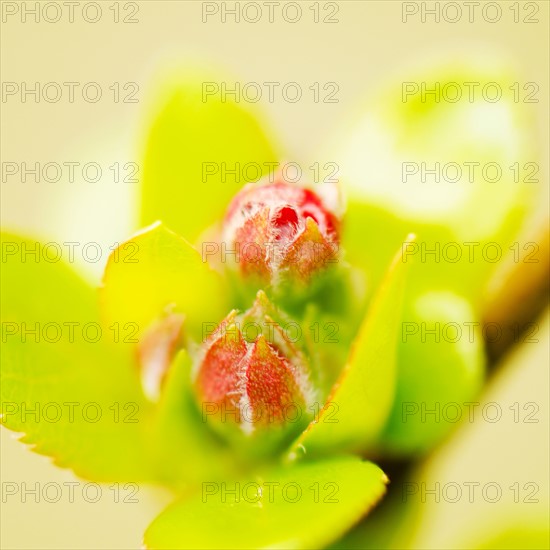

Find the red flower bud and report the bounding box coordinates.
[194,292,315,440]
[222,180,340,285]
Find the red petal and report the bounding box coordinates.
[245,335,304,425]
[280,217,338,281]
[196,325,248,411]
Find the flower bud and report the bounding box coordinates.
[137,312,185,401]
[222,180,340,286]
[194,291,315,444]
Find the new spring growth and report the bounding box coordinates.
[221,179,340,286]
[194,291,316,439]
[137,311,185,401]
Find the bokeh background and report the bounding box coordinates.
[1,1,549,548]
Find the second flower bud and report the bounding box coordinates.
[194,291,317,450]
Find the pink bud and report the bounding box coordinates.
[195,292,314,437]
[222,180,340,285]
[136,312,185,401]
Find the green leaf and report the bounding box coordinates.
[380,290,485,456]
[289,240,412,456]
[144,456,387,550]
[333,60,536,243]
[1,336,157,481]
[1,232,96,324]
[474,527,550,550]
[1,232,156,482]
[100,222,227,340]
[333,61,539,308]
[140,70,279,243]
[343,200,522,310]
[151,350,239,489]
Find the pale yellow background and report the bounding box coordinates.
[1,1,549,548]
